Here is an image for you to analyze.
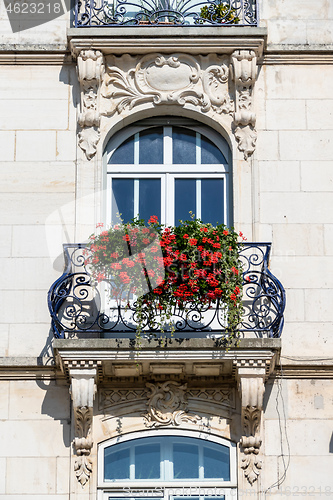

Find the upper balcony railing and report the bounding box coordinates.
[74,0,258,28]
[48,242,285,341]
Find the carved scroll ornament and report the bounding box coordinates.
[102,53,232,117]
[144,381,201,427]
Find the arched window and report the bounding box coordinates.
[104,119,232,227]
[98,430,237,500]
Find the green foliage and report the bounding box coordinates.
[199,1,240,24]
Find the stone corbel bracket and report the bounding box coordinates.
[234,355,275,486]
[77,49,105,160]
[69,364,98,487]
[230,49,257,160]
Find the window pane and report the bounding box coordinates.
[175,178,196,225]
[139,179,161,223]
[112,178,134,224]
[110,135,134,164]
[204,445,230,480]
[139,127,163,164]
[173,127,196,164]
[104,447,130,480]
[201,135,226,164]
[135,444,161,479]
[173,443,199,478]
[201,179,224,225]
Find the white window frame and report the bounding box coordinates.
[103,120,232,227]
[97,429,237,500]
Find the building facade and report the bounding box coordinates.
[0,0,333,499]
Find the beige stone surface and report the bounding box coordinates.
[0,382,9,420]
[259,161,300,192]
[6,457,57,494]
[265,19,307,46]
[286,379,333,419]
[266,100,306,130]
[12,224,74,258]
[0,226,11,257]
[8,324,53,357]
[0,291,50,323]
[256,130,279,160]
[1,257,64,290]
[0,131,15,161]
[0,420,70,457]
[282,289,304,322]
[301,161,333,192]
[16,131,57,161]
[0,100,69,130]
[8,380,70,420]
[0,161,75,193]
[270,256,333,289]
[305,289,333,322]
[0,458,5,495]
[260,192,333,224]
[56,456,70,494]
[306,100,333,130]
[0,325,9,357]
[56,131,77,161]
[279,130,333,161]
[272,224,324,256]
[324,224,333,255]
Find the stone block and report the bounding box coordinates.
[8,324,53,357]
[279,131,333,161]
[1,257,64,290]
[0,131,15,161]
[263,378,288,420]
[0,226,11,257]
[286,379,333,419]
[56,457,70,494]
[306,100,333,130]
[0,99,68,131]
[256,130,279,160]
[307,20,333,45]
[260,192,333,223]
[272,224,324,256]
[0,420,70,457]
[270,256,333,289]
[16,131,57,161]
[0,382,9,419]
[6,457,56,494]
[8,380,70,420]
[261,0,331,20]
[0,325,9,357]
[12,224,75,259]
[265,66,333,100]
[0,291,50,323]
[281,322,333,357]
[0,458,5,494]
[282,289,304,322]
[265,419,333,456]
[324,224,333,255]
[0,192,75,225]
[301,161,333,192]
[259,161,300,192]
[56,131,77,162]
[0,161,75,193]
[305,289,333,322]
[266,100,306,130]
[265,19,307,46]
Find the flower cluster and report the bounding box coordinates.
[86,216,244,340]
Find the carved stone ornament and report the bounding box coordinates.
[143,381,201,427]
[230,49,257,159]
[77,50,105,160]
[101,53,233,117]
[234,360,266,485]
[69,368,97,487]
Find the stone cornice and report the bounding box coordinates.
[68,27,267,57]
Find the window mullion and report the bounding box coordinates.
[164,127,173,164]
[134,179,139,218]
[196,179,201,219]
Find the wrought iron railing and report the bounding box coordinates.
[48,242,285,340]
[74,0,258,27]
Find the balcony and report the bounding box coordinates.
[48,242,285,341]
[74,0,258,28]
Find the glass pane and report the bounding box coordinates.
[104,447,130,480]
[139,179,161,223]
[135,443,161,479]
[201,135,226,164]
[204,445,230,480]
[139,127,163,164]
[110,135,135,164]
[201,179,224,225]
[173,127,196,164]
[173,443,199,479]
[175,178,196,225]
[112,178,134,224]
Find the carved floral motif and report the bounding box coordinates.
[143,381,201,427]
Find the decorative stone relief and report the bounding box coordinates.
[143,381,201,427]
[77,50,105,160]
[70,368,97,487]
[230,49,257,160]
[234,359,266,485]
[101,53,233,116]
